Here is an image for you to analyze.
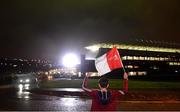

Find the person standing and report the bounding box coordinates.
[82,72,128,111]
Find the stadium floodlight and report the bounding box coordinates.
[62,53,80,68]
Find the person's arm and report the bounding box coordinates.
[82,73,92,92]
[119,72,128,95]
[123,72,128,93]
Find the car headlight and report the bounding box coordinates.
[25,79,30,83]
[20,79,23,82]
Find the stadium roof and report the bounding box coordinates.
[85,43,180,53]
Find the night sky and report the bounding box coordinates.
[0,0,180,61]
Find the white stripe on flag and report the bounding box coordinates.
[95,54,111,76]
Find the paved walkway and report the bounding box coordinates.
[40,88,84,92]
[29,88,180,102]
[1,86,180,110]
[1,84,180,102]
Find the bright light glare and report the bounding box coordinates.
[25,79,30,83]
[61,98,76,106]
[18,84,23,93]
[85,45,99,52]
[62,53,79,67]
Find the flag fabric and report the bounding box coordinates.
[95,47,124,76]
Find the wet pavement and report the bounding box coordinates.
[0,85,180,111]
[0,87,91,111]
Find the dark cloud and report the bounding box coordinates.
[0,0,180,60]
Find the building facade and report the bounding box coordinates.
[82,43,180,77]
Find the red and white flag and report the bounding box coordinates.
[95,47,124,76]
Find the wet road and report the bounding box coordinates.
[0,87,91,111]
[0,86,180,111]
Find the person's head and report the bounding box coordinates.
[98,77,109,89]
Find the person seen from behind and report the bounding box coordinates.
[82,72,128,111]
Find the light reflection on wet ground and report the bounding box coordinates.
[1,85,180,111]
[41,88,84,92]
[0,85,91,111]
[56,97,91,111]
[16,96,91,111]
[17,84,30,99]
[6,94,91,111]
[17,91,30,99]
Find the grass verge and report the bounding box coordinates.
[39,79,180,89]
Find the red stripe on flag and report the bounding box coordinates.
[106,47,123,70]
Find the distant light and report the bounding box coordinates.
[85,43,180,53]
[19,59,23,61]
[25,84,30,87]
[85,45,99,52]
[24,96,29,99]
[25,79,30,83]
[85,57,95,60]
[48,75,53,80]
[45,72,49,75]
[62,53,80,68]
[18,84,23,88]
[18,84,23,93]
[13,65,17,67]
[24,84,30,90]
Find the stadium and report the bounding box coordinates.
[81,41,180,80]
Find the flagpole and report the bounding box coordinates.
[122,59,128,93]
[122,65,126,73]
